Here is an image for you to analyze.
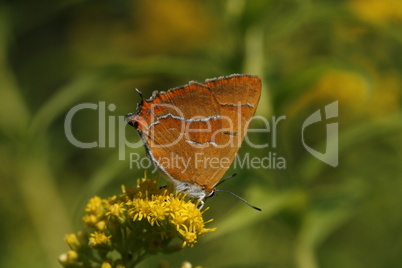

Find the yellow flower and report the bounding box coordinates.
[84,196,107,224]
[106,202,127,223]
[85,196,104,214]
[95,220,107,231]
[126,181,216,247]
[88,231,111,247]
[64,233,80,251]
[82,214,98,227]
[58,250,79,266]
[60,177,216,268]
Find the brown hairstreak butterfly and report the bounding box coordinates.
[126,74,261,208]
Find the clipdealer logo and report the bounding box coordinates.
[63,101,339,168]
[301,101,339,167]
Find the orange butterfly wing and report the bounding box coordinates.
[127,74,261,194]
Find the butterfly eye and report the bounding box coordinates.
[125,113,135,126]
[127,120,137,128]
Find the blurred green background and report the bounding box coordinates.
[1,0,402,267]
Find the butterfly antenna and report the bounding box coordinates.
[135,88,144,99]
[215,189,261,211]
[215,173,237,187]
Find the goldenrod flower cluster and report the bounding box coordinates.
[59,178,216,268]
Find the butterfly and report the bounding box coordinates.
[126,74,261,208]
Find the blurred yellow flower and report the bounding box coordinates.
[366,72,402,117]
[82,214,99,227]
[100,263,127,268]
[69,0,216,64]
[101,262,113,268]
[58,250,79,267]
[289,68,401,120]
[88,231,112,247]
[181,261,203,268]
[95,220,107,231]
[313,70,369,107]
[349,0,402,24]
[64,233,80,251]
[289,69,370,117]
[134,0,216,53]
[85,196,106,218]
